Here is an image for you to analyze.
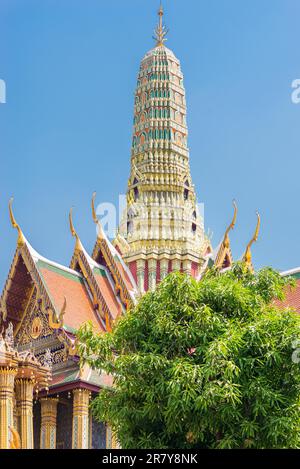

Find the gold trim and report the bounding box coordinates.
[9,427,21,449]
[91,192,98,225]
[92,193,133,310]
[47,296,66,329]
[9,198,25,248]
[222,200,237,249]
[243,211,261,267]
[14,286,35,337]
[69,207,83,252]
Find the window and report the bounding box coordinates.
[127,220,133,234]
[132,178,139,201]
[184,180,189,200]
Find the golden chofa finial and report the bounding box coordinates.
[9,198,25,248]
[69,207,83,252]
[222,200,237,248]
[243,211,261,267]
[153,2,168,46]
[92,192,105,240]
[91,192,98,225]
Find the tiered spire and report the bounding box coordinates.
[115,5,211,291]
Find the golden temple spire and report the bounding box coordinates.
[9,198,25,248]
[243,211,261,267]
[153,2,168,46]
[222,200,237,248]
[69,207,83,252]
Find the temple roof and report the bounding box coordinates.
[49,364,113,392]
[91,204,138,308]
[36,258,100,333]
[0,199,138,349]
[275,267,300,313]
[0,234,104,337]
[70,234,125,319]
[92,266,123,320]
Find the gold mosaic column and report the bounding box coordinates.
[106,424,119,449]
[182,259,191,275]
[148,258,157,291]
[15,378,35,449]
[72,389,90,449]
[0,366,18,449]
[172,259,181,273]
[40,397,58,449]
[136,259,145,293]
[160,259,169,280]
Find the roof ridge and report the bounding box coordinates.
[280,267,300,276]
[25,236,82,278]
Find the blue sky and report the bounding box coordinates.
[0,0,300,287]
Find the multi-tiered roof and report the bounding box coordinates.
[0,199,138,393]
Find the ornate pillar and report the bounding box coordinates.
[40,397,58,449]
[106,424,119,449]
[0,366,18,449]
[136,259,145,294]
[160,259,169,280]
[13,395,18,430]
[182,259,191,275]
[15,378,35,449]
[148,258,157,291]
[72,388,90,449]
[172,258,181,273]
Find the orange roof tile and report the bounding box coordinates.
[37,260,103,332]
[275,278,300,314]
[115,258,136,292]
[93,267,122,320]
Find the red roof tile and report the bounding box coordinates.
[93,267,122,320]
[275,279,300,313]
[37,260,103,332]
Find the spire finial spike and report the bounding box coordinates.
[69,207,83,251]
[91,192,105,240]
[223,200,237,248]
[243,211,261,267]
[9,198,25,248]
[153,2,168,46]
[91,192,98,225]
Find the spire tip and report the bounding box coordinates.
[153,2,168,46]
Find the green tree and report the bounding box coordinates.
[77,263,300,449]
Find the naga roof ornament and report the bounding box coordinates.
[222,200,237,249]
[69,206,83,252]
[243,211,261,268]
[91,191,104,240]
[9,197,25,248]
